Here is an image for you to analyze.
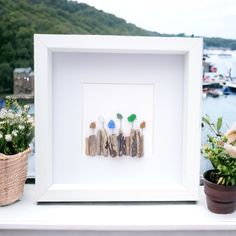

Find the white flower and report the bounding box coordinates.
[15,113,21,118]
[224,143,236,158]
[27,115,34,124]
[8,112,14,119]
[0,108,7,114]
[18,125,25,130]
[12,130,18,137]
[5,134,12,142]
[0,133,3,139]
[0,108,7,119]
[23,104,30,111]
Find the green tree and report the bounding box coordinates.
[0,63,12,92]
[0,0,235,93]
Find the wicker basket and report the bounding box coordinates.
[0,148,31,206]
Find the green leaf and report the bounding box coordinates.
[128,114,136,123]
[117,113,123,120]
[217,117,222,132]
[202,115,210,124]
[231,178,236,186]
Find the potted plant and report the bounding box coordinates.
[202,116,236,214]
[0,97,34,206]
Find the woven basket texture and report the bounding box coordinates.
[0,148,31,206]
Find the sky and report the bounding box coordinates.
[76,0,236,39]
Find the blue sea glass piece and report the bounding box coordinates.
[108,120,115,129]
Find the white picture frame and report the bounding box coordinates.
[35,34,202,202]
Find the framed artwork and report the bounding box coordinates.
[35,35,202,202]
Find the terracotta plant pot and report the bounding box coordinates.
[203,170,236,214]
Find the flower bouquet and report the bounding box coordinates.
[0,97,34,206]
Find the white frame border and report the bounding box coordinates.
[34,34,202,202]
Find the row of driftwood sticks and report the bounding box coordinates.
[85,129,144,158]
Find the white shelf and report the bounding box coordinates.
[0,185,236,231]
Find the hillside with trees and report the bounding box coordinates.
[0,0,236,93]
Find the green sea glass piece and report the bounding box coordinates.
[128,114,136,123]
[117,113,123,120]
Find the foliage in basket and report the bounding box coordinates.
[0,97,34,155]
[202,116,236,186]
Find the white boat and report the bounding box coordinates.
[227,82,236,92]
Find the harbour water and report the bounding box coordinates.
[201,93,236,174]
[202,93,236,128]
[201,49,236,173]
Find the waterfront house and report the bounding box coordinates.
[13,67,34,96]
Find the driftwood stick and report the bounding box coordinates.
[85,137,90,156]
[117,130,126,156]
[130,129,137,157]
[125,136,130,156]
[141,135,144,157]
[88,135,97,156]
[136,129,144,158]
[96,129,101,155]
[108,134,118,157]
[101,128,109,157]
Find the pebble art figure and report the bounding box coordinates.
[85,114,145,158]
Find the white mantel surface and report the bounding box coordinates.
[0,185,236,235]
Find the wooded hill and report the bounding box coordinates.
[0,0,235,93]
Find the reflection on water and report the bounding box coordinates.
[201,93,236,174]
[202,93,236,127]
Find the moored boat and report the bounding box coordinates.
[208,90,221,98]
[227,82,236,93]
[222,86,231,95]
